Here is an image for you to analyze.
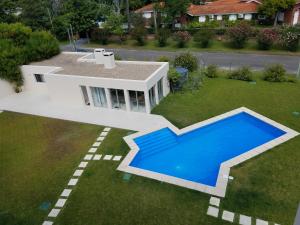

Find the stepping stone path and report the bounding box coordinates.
[209,196,220,207]
[222,210,235,223]
[256,219,268,225]
[239,214,251,225]
[207,206,219,218]
[42,127,124,225]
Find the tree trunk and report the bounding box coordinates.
[153,9,158,34]
[126,0,131,32]
[273,11,279,26]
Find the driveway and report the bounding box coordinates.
[61,42,300,73]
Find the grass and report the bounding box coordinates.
[84,38,300,56]
[0,112,102,225]
[153,74,300,224]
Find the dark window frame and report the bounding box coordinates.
[34,74,45,83]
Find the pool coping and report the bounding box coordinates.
[117,107,299,197]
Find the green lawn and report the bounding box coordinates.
[153,75,300,224]
[84,38,300,56]
[0,112,102,225]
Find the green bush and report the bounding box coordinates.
[257,28,278,50]
[205,64,218,78]
[0,23,32,46]
[131,26,147,46]
[278,26,299,52]
[156,56,170,62]
[174,52,198,72]
[228,66,253,81]
[263,64,286,82]
[226,22,252,48]
[25,31,60,62]
[194,29,214,48]
[173,31,191,48]
[168,68,181,92]
[156,28,170,47]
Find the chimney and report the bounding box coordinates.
[93,48,116,69]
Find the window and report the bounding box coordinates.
[148,86,157,109]
[110,89,126,110]
[157,78,164,101]
[229,14,237,21]
[217,15,223,21]
[34,74,45,82]
[199,16,206,23]
[80,86,90,106]
[90,87,107,108]
[129,90,146,112]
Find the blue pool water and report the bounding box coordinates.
[130,112,286,187]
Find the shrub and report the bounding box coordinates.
[25,31,60,62]
[131,26,147,46]
[91,28,110,45]
[174,52,198,72]
[278,26,299,52]
[0,23,32,46]
[205,64,218,78]
[115,54,122,60]
[168,68,181,92]
[156,56,170,62]
[263,64,286,82]
[173,31,191,48]
[228,66,253,81]
[194,29,214,48]
[227,22,252,48]
[156,28,170,47]
[257,28,278,50]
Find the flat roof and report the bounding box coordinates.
[30,53,161,81]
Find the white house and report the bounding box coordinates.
[19,50,170,114]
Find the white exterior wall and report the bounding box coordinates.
[0,79,14,99]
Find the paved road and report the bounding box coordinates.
[62,43,300,73]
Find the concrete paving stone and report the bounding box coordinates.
[42,221,53,225]
[68,178,78,186]
[104,127,111,132]
[113,156,122,161]
[93,142,101,147]
[222,210,235,222]
[103,155,113,160]
[78,161,88,168]
[55,198,67,208]
[73,169,84,177]
[84,154,93,160]
[93,154,102,160]
[97,137,104,141]
[61,189,72,197]
[256,219,268,225]
[48,208,60,217]
[88,147,97,153]
[100,132,108,137]
[207,206,219,218]
[239,214,251,225]
[209,196,220,207]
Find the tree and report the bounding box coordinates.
[259,0,296,26]
[0,0,18,23]
[163,0,190,28]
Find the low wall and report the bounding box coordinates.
[0,79,14,99]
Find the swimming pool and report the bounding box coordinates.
[118,107,298,197]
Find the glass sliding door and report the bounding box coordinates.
[149,86,156,109]
[110,89,126,110]
[157,78,164,101]
[90,87,107,108]
[129,90,146,112]
[80,86,90,106]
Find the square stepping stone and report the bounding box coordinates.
[61,189,72,197]
[48,208,60,217]
[209,196,220,207]
[84,154,93,160]
[93,154,102,160]
[239,214,251,225]
[256,219,268,225]
[97,137,104,141]
[42,221,53,225]
[207,206,219,218]
[93,142,101,147]
[73,169,84,177]
[104,127,111,132]
[113,156,122,161]
[88,147,97,153]
[55,198,67,208]
[103,155,113,160]
[222,210,234,223]
[68,178,78,186]
[100,132,108,137]
[78,161,88,168]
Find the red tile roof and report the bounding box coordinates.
[135,2,165,13]
[188,0,260,16]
